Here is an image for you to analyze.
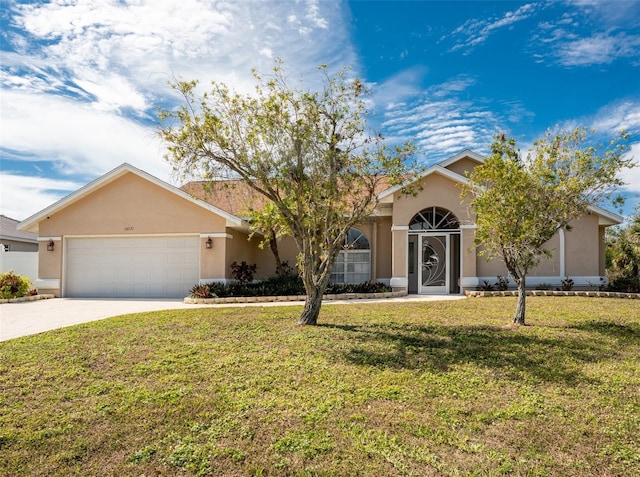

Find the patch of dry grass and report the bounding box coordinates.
[1,297,639,476]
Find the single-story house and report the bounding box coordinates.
[18,150,622,298]
[1,215,38,252]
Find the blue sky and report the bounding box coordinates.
[1,0,639,221]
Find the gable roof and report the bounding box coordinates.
[0,215,38,243]
[377,149,481,203]
[375,149,623,226]
[436,149,484,169]
[18,163,247,234]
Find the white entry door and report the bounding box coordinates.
[419,234,449,294]
[65,236,199,298]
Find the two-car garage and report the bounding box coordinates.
[64,236,200,298]
[17,163,248,298]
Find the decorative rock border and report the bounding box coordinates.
[466,290,640,299]
[184,290,407,305]
[0,294,55,304]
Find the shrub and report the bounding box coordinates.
[189,275,392,299]
[230,261,258,284]
[607,276,640,293]
[0,271,32,299]
[478,280,494,291]
[325,281,391,294]
[560,277,574,291]
[276,261,297,277]
[496,275,509,291]
[189,284,212,299]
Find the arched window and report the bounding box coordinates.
[331,228,371,284]
[409,207,459,231]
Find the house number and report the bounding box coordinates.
[125,226,135,232]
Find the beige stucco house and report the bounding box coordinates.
[18,150,622,298]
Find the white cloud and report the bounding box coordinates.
[0,174,82,221]
[529,2,640,68]
[552,99,640,216]
[618,143,640,218]
[590,100,640,136]
[378,75,498,160]
[555,32,640,66]
[1,89,168,179]
[5,0,355,106]
[620,143,640,194]
[371,66,428,109]
[1,0,356,220]
[448,3,539,54]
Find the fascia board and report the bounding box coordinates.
[437,149,484,168]
[587,204,624,226]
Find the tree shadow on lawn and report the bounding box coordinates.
[566,320,640,344]
[320,321,624,385]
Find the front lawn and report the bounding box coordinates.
[1,297,639,476]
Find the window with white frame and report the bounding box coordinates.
[330,228,371,284]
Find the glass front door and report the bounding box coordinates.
[419,234,448,294]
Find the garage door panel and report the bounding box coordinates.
[66,236,200,298]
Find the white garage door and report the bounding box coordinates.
[65,236,200,298]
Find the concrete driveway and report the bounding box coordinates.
[0,298,212,342]
[0,294,465,342]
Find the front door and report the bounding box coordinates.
[419,234,448,294]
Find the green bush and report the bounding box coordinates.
[0,271,33,299]
[229,261,258,284]
[560,277,575,291]
[189,275,391,298]
[495,275,509,291]
[607,276,640,293]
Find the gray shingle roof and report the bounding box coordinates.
[0,215,38,243]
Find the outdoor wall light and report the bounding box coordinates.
[47,239,55,252]
[205,237,213,249]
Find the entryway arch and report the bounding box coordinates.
[408,207,461,294]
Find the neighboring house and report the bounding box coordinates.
[0,215,38,282]
[17,150,622,298]
[1,215,38,252]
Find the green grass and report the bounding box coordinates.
[1,297,639,476]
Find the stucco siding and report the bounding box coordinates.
[476,233,561,277]
[375,217,393,280]
[200,235,229,282]
[34,172,232,296]
[251,236,299,279]
[530,234,561,276]
[38,240,62,280]
[565,214,601,277]
[39,173,227,237]
[392,173,468,226]
[444,156,479,178]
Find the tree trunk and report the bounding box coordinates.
[298,284,324,326]
[513,276,526,325]
[267,229,285,276]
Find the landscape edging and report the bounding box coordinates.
[0,294,55,304]
[184,290,407,305]
[466,290,640,299]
